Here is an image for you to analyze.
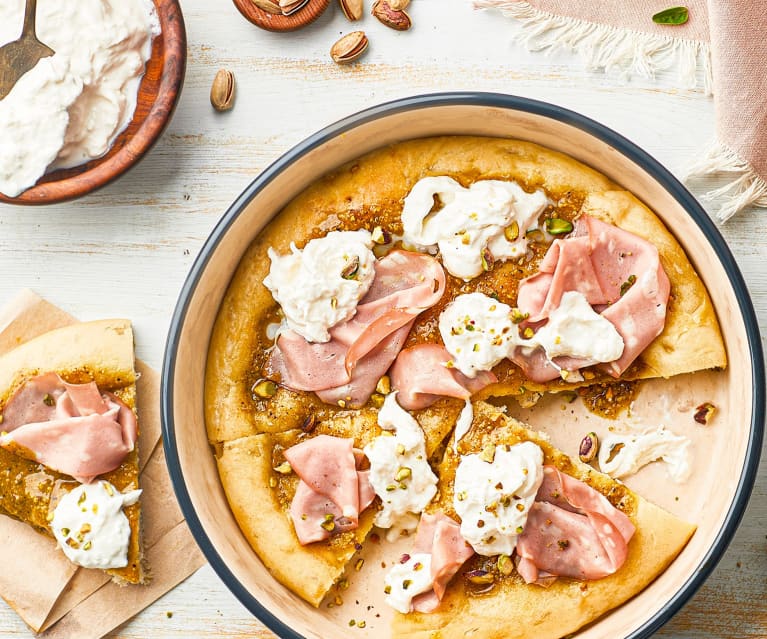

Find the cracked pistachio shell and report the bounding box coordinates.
[330,31,369,64]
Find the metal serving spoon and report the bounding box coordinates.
[0,0,54,100]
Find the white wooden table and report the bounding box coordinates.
[0,1,765,637]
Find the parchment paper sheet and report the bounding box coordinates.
[0,290,206,638]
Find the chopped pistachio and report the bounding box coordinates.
[394,466,412,482]
[102,481,114,496]
[384,585,392,594]
[321,517,336,532]
[619,274,637,297]
[395,443,406,455]
[376,375,391,395]
[61,527,70,536]
[355,558,364,571]
[479,444,496,464]
[504,221,520,242]
[579,432,599,463]
[273,461,293,474]
[497,554,513,576]
[252,379,278,398]
[545,217,574,235]
[402,579,412,590]
[83,541,92,551]
[331,296,338,309]
[370,393,385,408]
[43,393,55,407]
[385,484,397,492]
[341,255,360,280]
[357,620,366,629]
[269,477,277,488]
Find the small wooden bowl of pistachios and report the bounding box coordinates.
[233,0,331,32]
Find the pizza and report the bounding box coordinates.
[204,136,725,635]
[0,320,145,584]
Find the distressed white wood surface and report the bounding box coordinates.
[0,1,765,637]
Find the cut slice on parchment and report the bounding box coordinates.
[0,319,145,585]
[217,403,458,606]
[391,400,696,639]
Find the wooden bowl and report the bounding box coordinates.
[0,0,187,206]
[232,0,331,32]
[162,94,765,639]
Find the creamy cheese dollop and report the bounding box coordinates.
[264,230,376,343]
[363,393,438,530]
[383,553,434,614]
[439,293,518,378]
[0,0,160,197]
[440,291,625,378]
[51,481,141,569]
[528,291,624,363]
[453,442,544,556]
[401,177,548,280]
[599,427,692,483]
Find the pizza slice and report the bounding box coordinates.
[0,319,145,584]
[217,395,460,606]
[389,400,696,639]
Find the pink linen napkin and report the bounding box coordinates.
[473,1,767,222]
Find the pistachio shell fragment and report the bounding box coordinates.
[251,0,282,13]
[463,569,494,585]
[339,0,363,21]
[372,0,411,30]
[210,69,235,112]
[694,402,716,425]
[330,31,369,64]
[280,0,309,15]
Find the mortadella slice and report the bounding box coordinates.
[0,374,138,483]
[515,216,670,378]
[411,512,475,613]
[285,435,375,545]
[515,465,635,583]
[268,251,446,407]
[391,344,497,410]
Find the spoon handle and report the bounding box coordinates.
[22,0,38,38]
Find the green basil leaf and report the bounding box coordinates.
[652,6,689,25]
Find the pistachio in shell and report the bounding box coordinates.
[387,0,409,8]
[279,0,309,15]
[339,0,363,21]
[251,0,282,13]
[372,0,411,30]
[210,69,235,112]
[330,31,369,64]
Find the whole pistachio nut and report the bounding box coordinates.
[330,31,369,64]
[372,0,411,30]
[210,69,235,112]
[339,0,363,21]
[251,0,282,13]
